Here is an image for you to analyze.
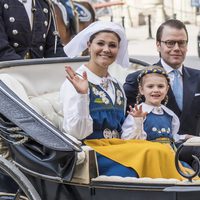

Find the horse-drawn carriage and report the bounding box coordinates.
[0,57,200,200]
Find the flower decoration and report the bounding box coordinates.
[137,66,170,84]
[116,89,123,105]
[92,86,110,105]
[103,129,119,138]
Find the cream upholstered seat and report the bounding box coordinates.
[30,92,63,130]
[0,73,63,128]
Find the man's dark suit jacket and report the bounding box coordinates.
[123,61,200,136]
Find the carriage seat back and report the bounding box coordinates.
[0,60,79,130]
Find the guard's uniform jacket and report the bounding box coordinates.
[0,0,66,61]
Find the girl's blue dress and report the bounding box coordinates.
[144,111,173,141]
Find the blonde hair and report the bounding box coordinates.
[136,66,169,105]
[137,66,170,86]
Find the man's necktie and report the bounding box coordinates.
[172,70,183,110]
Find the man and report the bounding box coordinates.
[124,19,200,167]
[0,0,66,61]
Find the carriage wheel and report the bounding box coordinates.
[0,156,41,200]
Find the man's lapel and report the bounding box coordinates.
[182,67,196,116]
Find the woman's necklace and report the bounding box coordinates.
[86,63,110,90]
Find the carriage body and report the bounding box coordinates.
[0,57,200,200]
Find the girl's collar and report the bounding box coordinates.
[141,103,163,114]
[140,102,175,116]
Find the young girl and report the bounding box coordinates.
[121,66,193,143]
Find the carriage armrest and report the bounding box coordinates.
[72,145,99,184]
[183,137,200,146]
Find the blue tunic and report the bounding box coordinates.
[144,111,173,141]
[87,82,125,139]
[86,81,137,177]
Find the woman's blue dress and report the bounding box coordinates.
[85,82,137,177]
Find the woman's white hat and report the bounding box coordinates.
[63,21,130,68]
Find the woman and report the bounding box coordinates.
[60,21,137,177]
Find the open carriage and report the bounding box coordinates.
[0,57,200,200]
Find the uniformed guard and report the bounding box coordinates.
[0,0,66,61]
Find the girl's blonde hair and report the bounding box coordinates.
[136,66,170,105]
[137,66,170,86]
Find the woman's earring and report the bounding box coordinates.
[164,95,168,106]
